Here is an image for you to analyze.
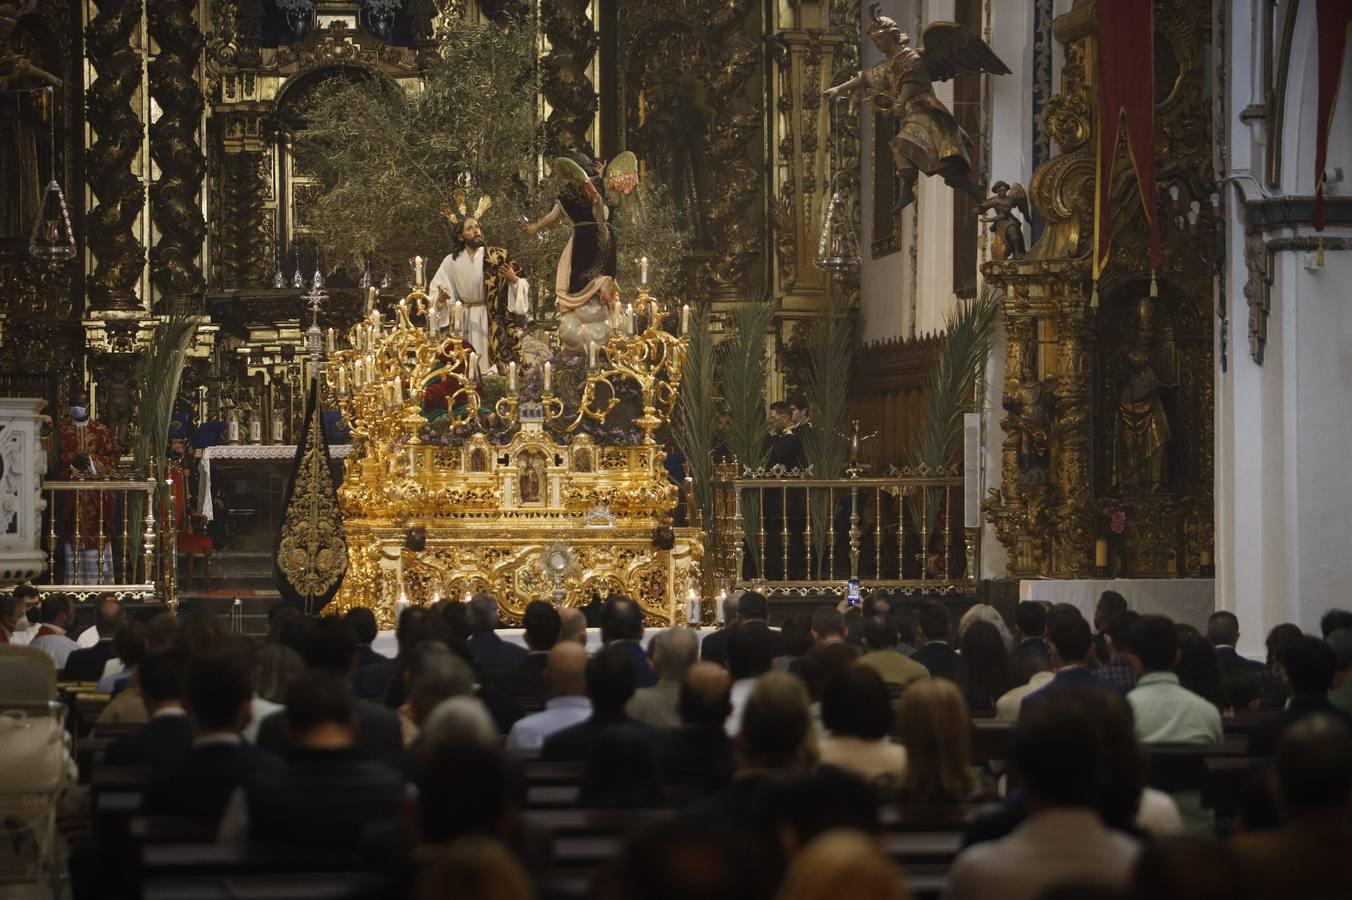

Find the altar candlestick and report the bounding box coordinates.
[715,590,728,624]
[587,341,598,370]
[325,328,335,355]
[271,414,284,444]
[543,361,553,393]
[508,361,517,394]
[468,351,479,378]
[639,255,650,286]
[686,588,700,626]
[681,304,691,335]
[1095,538,1108,569]
[414,255,425,288]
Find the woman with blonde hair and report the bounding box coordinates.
[415,837,535,900]
[894,677,985,806]
[776,829,912,900]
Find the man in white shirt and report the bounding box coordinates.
[428,216,529,377]
[0,585,40,646]
[1127,614,1223,744]
[947,690,1141,900]
[507,641,592,755]
[29,594,81,672]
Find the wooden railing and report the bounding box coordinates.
[706,463,975,596]
[39,478,160,602]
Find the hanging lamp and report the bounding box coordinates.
[28,86,78,269]
[814,95,860,274]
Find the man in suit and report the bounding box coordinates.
[1022,609,1104,708]
[497,600,560,708]
[910,601,959,681]
[347,606,398,701]
[1207,610,1265,708]
[464,593,528,678]
[1249,635,1352,756]
[221,671,407,848]
[144,643,281,819]
[62,595,123,681]
[105,647,194,769]
[255,617,403,758]
[1233,714,1352,897]
[627,626,698,728]
[600,595,657,688]
[657,662,735,794]
[1013,602,1048,656]
[699,593,742,666]
[541,644,650,761]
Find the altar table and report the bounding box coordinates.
[197,444,352,521]
[371,626,720,658]
[1019,578,1215,631]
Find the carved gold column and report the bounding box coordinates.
[85,0,147,311]
[1051,293,1093,577]
[149,0,207,304]
[541,0,597,156]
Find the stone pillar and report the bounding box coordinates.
[0,399,50,583]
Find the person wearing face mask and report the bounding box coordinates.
[57,388,121,585]
[0,584,41,646]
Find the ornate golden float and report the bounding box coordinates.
[323,280,701,629]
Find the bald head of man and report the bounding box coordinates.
[679,661,733,727]
[545,641,588,697]
[559,606,587,646]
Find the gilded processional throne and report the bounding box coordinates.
[323,279,701,629]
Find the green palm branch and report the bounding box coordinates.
[717,298,775,577]
[801,290,853,576]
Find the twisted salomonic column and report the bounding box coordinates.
[220,149,270,289]
[85,0,147,309]
[540,0,597,156]
[149,0,206,302]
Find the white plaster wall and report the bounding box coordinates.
[1218,0,1352,656]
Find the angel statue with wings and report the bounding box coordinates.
[523,151,640,351]
[824,5,1009,215]
[975,180,1029,260]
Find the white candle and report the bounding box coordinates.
[336,367,346,394]
[325,328,335,354]
[587,341,598,369]
[248,418,261,444]
[372,310,381,331]
[639,255,649,285]
[681,304,691,335]
[366,287,377,314]
[414,255,425,287]
[686,589,700,626]
[625,304,634,335]
[453,301,464,334]
[715,590,727,624]
[271,415,284,444]
[543,361,552,393]
[468,351,478,378]
[508,361,517,393]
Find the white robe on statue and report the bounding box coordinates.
[429,248,530,376]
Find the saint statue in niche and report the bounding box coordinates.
[1112,297,1174,493]
[518,449,547,505]
[468,447,489,473]
[574,447,593,473]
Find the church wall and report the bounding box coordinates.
[1218,0,1352,655]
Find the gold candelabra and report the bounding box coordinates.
[570,286,689,445]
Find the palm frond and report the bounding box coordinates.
[801,289,854,575]
[716,300,775,577]
[126,309,198,579]
[674,305,719,590]
[905,286,998,536]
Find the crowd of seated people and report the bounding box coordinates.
[7,582,1352,900]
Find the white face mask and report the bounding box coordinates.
[69,406,88,420]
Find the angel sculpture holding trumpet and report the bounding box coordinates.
[523,151,640,352]
[824,4,1010,215]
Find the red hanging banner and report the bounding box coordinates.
[1314,0,1352,232]
[1093,0,1161,282]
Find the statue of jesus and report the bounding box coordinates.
[428,215,530,376]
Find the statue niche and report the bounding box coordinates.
[1100,294,1178,495]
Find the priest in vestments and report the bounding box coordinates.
[57,389,121,584]
[428,216,529,377]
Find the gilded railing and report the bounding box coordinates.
[38,478,160,602]
[708,463,975,596]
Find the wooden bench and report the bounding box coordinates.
[143,873,384,900]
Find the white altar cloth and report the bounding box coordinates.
[1019,578,1215,631]
[197,444,352,521]
[371,625,718,659]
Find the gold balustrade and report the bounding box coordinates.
[38,478,161,603]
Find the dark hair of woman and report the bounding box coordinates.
[958,620,1011,713]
